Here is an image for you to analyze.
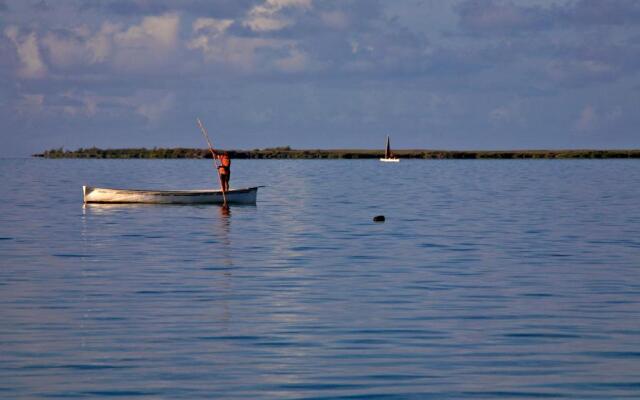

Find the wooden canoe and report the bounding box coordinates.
[83,185,260,205]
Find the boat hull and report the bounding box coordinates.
[379,158,400,162]
[83,186,260,205]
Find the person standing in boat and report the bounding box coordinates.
[216,152,231,192]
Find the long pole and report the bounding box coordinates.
[197,118,227,206]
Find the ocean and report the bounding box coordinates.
[1,158,639,399]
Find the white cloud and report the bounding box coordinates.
[269,0,312,6]
[244,16,290,32]
[87,22,120,63]
[244,0,312,32]
[193,18,234,35]
[186,1,359,74]
[38,22,119,68]
[42,31,90,68]
[4,26,47,78]
[188,14,308,73]
[112,13,180,69]
[189,33,292,72]
[188,26,311,73]
[115,13,180,49]
[16,14,180,74]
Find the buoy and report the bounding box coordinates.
[373,215,385,222]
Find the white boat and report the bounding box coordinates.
[83,185,260,205]
[380,135,400,162]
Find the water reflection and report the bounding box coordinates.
[215,205,233,269]
[81,202,206,214]
[5,159,640,399]
[81,203,161,218]
[206,205,235,327]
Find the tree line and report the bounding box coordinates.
[35,147,640,159]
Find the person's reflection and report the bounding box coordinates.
[213,205,233,327]
[217,205,233,270]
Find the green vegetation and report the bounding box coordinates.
[35,147,640,159]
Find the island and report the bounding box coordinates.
[34,147,640,159]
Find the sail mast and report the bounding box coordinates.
[385,135,391,158]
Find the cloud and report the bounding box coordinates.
[188,14,309,73]
[244,0,312,32]
[86,22,119,63]
[193,17,234,35]
[112,13,181,70]
[16,88,177,122]
[540,36,640,88]
[244,16,288,32]
[114,12,179,49]
[78,0,256,19]
[456,0,640,36]
[31,13,180,73]
[4,1,429,80]
[40,23,118,68]
[88,0,170,15]
[188,32,296,72]
[562,0,640,27]
[439,0,640,91]
[10,89,111,119]
[2,0,640,157]
[4,26,47,78]
[456,0,549,34]
[131,91,176,122]
[41,27,95,68]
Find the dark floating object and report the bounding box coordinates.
[373,215,385,222]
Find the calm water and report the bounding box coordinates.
[1,158,640,399]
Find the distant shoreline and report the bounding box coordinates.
[34,147,640,159]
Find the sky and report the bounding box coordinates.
[1,0,640,156]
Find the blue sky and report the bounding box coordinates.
[1,0,639,156]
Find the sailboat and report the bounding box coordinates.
[380,135,400,162]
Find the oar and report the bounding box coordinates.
[197,118,228,206]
